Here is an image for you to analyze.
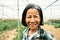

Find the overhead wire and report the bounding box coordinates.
[44,0,58,10]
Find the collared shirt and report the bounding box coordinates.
[28,31,38,40]
[21,27,55,40]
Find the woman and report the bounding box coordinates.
[21,4,55,40]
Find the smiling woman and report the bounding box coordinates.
[26,8,40,31]
[21,4,55,40]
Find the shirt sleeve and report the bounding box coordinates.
[45,31,55,40]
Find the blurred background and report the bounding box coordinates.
[0,0,60,40]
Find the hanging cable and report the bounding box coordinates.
[44,0,58,10]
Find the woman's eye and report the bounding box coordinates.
[27,17,31,18]
[34,16,38,18]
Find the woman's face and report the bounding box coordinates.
[25,8,40,30]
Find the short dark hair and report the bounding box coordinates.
[22,4,43,26]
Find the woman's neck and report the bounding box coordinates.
[28,27,38,36]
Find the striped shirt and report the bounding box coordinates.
[21,27,55,40]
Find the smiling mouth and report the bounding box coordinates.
[29,24,36,26]
[29,24,36,25]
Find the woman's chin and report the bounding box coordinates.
[30,26,37,30]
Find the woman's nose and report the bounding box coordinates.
[30,17,35,22]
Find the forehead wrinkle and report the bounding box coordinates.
[26,13,39,16]
[26,11,39,15]
[27,8,39,13]
[26,8,40,17]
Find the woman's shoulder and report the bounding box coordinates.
[23,29,28,33]
[22,28,29,35]
[40,26,55,40]
[43,29,55,40]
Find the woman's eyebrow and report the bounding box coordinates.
[35,14,39,15]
